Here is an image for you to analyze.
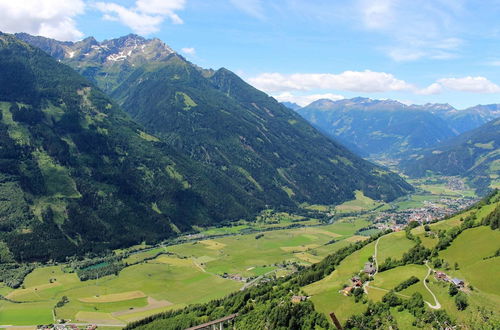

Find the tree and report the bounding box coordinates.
[455,292,468,310]
[454,262,459,270]
[424,225,430,232]
[448,284,458,296]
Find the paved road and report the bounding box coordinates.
[423,261,442,309]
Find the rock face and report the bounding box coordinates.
[16,33,176,93]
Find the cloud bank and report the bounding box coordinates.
[0,0,85,41]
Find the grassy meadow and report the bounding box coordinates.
[0,217,369,326]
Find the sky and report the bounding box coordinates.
[0,0,499,108]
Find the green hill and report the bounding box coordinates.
[0,33,269,261]
[402,118,500,193]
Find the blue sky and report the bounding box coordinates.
[1,0,499,108]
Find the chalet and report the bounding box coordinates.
[435,271,447,280]
[291,295,308,303]
[351,276,363,287]
[364,262,376,275]
[451,278,464,287]
[342,286,353,296]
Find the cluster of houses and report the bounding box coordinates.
[222,273,247,282]
[341,261,377,297]
[341,275,365,296]
[291,295,309,303]
[374,196,477,229]
[435,271,465,288]
[37,324,97,330]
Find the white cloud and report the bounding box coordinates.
[247,70,414,94]
[95,0,186,35]
[0,0,85,41]
[274,92,344,107]
[181,47,196,55]
[359,0,396,29]
[417,83,443,95]
[437,76,500,93]
[419,76,500,94]
[229,0,265,19]
[357,0,466,61]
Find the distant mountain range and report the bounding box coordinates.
[0,33,413,261]
[402,118,500,193]
[295,97,499,158]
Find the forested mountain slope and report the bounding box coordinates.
[402,118,500,192]
[19,33,413,206]
[297,98,499,159]
[0,33,266,261]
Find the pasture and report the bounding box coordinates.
[0,217,368,326]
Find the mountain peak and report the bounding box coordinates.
[15,33,176,65]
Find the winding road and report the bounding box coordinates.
[423,261,441,309]
[364,237,441,310]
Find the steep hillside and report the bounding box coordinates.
[401,118,500,192]
[111,59,412,206]
[18,33,412,206]
[298,98,456,158]
[0,33,266,261]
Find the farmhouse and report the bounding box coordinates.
[342,286,353,296]
[291,295,308,303]
[451,278,465,287]
[364,262,376,275]
[351,276,363,287]
[435,271,447,281]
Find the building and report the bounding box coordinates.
[364,262,376,275]
[435,271,447,280]
[291,295,308,303]
[342,286,353,296]
[351,276,363,287]
[451,278,464,287]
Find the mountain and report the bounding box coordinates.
[281,101,301,110]
[401,118,500,192]
[15,33,175,94]
[0,33,271,262]
[113,59,413,206]
[409,103,500,134]
[297,98,456,158]
[18,33,413,208]
[297,98,500,159]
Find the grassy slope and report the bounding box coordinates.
[303,197,499,328]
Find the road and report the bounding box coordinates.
[363,237,381,293]
[423,261,442,309]
[363,238,441,310]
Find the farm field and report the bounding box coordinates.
[334,190,385,214]
[0,217,369,326]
